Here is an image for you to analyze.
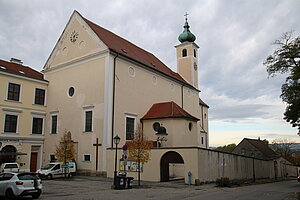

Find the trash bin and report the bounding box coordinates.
[126,177,134,189]
[114,176,126,190]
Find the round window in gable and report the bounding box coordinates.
[188,122,193,131]
[153,122,160,132]
[68,87,75,97]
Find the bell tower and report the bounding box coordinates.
[175,13,199,89]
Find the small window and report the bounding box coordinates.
[51,115,58,134]
[35,88,45,105]
[83,154,91,161]
[201,137,204,144]
[85,111,93,132]
[126,117,135,140]
[68,87,75,97]
[4,114,18,133]
[182,49,187,57]
[7,83,20,101]
[32,117,43,134]
[194,49,196,57]
[188,122,193,131]
[204,113,207,119]
[153,122,160,132]
[50,154,57,162]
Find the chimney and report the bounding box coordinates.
[10,58,23,65]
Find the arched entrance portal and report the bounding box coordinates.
[0,145,17,164]
[160,151,184,182]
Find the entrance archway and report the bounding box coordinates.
[160,151,184,182]
[0,145,17,164]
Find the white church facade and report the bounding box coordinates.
[42,11,209,182]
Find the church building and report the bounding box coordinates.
[42,10,209,182]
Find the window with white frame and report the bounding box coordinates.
[83,154,91,162]
[51,115,58,134]
[31,113,45,135]
[125,115,136,140]
[4,114,18,133]
[7,82,21,101]
[34,88,46,105]
[85,110,93,132]
[3,109,21,133]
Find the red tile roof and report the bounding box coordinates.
[199,98,209,108]
[245,138,279,159]
[0,59,45,81]
[141,101,199,121]
[81,14,191,86]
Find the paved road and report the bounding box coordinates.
[22,176,300,200]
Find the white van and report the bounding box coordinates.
[0,163,20,173]
[36,162,76,179]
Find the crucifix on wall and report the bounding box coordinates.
[93,138,102,171]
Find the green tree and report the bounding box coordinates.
[263,32,300,135]
[270,138,295,161]
[215,143,236,153]
[127,124,151,186]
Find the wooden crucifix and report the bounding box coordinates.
[93,138,102,171]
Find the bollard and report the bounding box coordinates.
[188,171,192,185]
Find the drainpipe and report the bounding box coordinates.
[111,53,119,148]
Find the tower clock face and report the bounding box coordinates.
[194,63,197,71]
[70,31,79,43]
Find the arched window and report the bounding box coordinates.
[194,49,196,57]
[182,49,187,57]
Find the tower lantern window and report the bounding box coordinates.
[182,49,187,57]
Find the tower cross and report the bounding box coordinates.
[184,12,189,20]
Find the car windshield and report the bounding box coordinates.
[18,173,39,180]
[41,164,56,170]
[4,164,18,169]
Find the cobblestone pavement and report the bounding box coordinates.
[14,176,300,200]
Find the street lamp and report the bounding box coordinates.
[113,135,120,187]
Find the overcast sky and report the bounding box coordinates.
[0,0,299,146]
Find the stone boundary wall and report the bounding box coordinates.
[197,148,298,183]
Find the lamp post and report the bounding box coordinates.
[113,135,120,187]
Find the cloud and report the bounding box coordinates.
[0,0,300,146]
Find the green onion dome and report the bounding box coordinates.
[178,18,196,43]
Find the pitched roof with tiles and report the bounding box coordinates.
[199,98,209,108]
[80,13,192,87]
[141,101,199,121]
[245,138,279,159]
[0,59,45,81]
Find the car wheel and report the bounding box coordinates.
[47,174,53,180]
[32,190,41,199]
[68,173,73,178]
[5,188,16,200]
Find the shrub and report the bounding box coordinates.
[216,177,231,187]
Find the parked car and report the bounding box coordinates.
[0,163,20,173]
[36,162,76,179]
[0,172,42,199]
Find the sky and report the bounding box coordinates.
[0,0,299,146]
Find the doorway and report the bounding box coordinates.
[160,151,184,182]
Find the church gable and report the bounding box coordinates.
[44,11,108,70]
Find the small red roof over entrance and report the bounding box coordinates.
[141,101,199,121]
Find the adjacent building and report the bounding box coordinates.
[0,58,48,172]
